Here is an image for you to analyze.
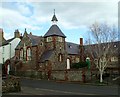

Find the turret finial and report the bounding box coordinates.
[51,9,58,24]
[25,28,26,32]
[54,9,55,15]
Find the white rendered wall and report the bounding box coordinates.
[0,38,20,64]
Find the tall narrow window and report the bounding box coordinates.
[27,48,31,61]
[20,49,23,60]
[58,53,63,62]
[67,58,70,69]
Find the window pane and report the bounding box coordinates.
[58,37,62,42]
[47,37,52,42]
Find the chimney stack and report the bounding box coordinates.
[0,28,4,45]
[80,38,84,61]
[30,32,32,35]
[0,28,4,38]
[80,38,83,46]
[14,29,20,38]
[0,28,3,46]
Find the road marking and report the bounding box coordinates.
[35,87,97,95]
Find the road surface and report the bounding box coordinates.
[3,78,120,96]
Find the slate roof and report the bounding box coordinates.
[39,50,54,62]
[2,38,15,46]
[44,25,66,38]
[66,42,80,55]
[84,41,120,57]
[27,34,42,46]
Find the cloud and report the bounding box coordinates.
[4,32,13,39]
[33,2,117,26]
[0,1,118,43]
[0,6,42,30]
[16,2,34,17]
[0,0,118,2]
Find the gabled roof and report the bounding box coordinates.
[27,34,42,46]
[66,42,80,55]
[39,50,54,62]
[2,38,15,46]
[44,25,66,38]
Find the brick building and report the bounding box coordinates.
[11,11,119,82]
[15,12,82,73]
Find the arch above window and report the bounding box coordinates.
[67,58,71,69]
[27,47,31,61]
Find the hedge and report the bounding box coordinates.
[71,61,88,69]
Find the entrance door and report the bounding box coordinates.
[67,58,70,69]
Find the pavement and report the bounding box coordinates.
[2,77,120,96]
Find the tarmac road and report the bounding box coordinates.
[19,78,119,95]
[2,78,119,96]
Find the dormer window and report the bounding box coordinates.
[47,37,52,42]
[57,37,62,42]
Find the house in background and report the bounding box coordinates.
[0,29,21,74]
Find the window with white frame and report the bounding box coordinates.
[20,49,23,60]
[57,37,62,42]
[27,48,31,61]
[47,37,52,42]
[58,53,63,62]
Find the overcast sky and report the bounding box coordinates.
[0,0,118,44]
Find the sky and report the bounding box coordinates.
[0,0,118,44]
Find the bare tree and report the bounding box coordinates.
[85,22,118,83]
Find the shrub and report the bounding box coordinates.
[71,61,88,69]
[2,76,21,93]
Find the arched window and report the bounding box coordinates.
[27,47,31,61]
[20,49,23,60]
[67,58,70,69]
[58,53,63,62]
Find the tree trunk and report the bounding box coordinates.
[100,72,103,83]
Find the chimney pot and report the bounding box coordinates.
[80,38,83,46]
[14,29,20,38]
